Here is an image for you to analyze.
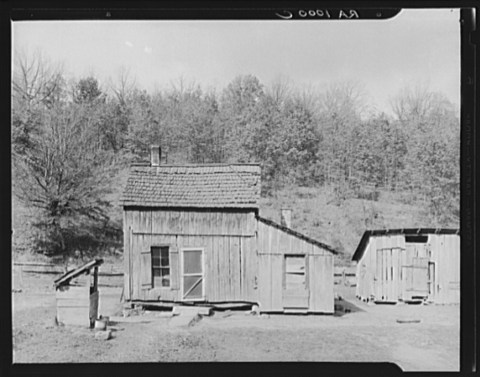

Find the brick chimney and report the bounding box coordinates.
[150,145,161,166]
[280,208,292,228]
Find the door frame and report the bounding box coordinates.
[282,254,309,309]
[180,247,205,301]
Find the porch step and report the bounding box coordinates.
[172,305,212,316]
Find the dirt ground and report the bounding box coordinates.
[11,266,459,371]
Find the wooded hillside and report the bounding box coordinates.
[12,52,459,261]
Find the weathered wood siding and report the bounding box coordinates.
[429,234,460,304]
[124,208,258,303]
[56,285,96,327]
[257,220,334,313]
[355,234,460,304]
[356,235,405,302]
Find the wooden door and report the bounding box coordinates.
[181,248,204,301]
[428,261,436,299]
[402,257,429,300]
[375,249,384,300]
[283,255,309,310]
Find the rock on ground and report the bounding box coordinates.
[94,329,112,340]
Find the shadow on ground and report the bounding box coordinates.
[334,297,364,317]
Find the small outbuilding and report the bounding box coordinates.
[121,146,337,313]
[352,229,460,304]
[54,259,103,327]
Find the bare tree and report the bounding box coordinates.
[12,51,67,156]
[107,66,137,106]
[13,101,118,257]
[12,50,65,108]
[265,74,293,108]
[389,82,441,123]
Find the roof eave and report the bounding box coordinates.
[257,216,338,255]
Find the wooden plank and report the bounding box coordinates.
[270,224,279,310]
[239,237,244,299]
[380,237,386,300]
[310,255,333,313]
[375,245,381,300]
[283,294,309,309]
[56,307,90,327]
[390,248,395,301]
[308,253,316,310]
[217,236,226,301]
[140,248,152,290]
[271,254,283,311]
[245,212,254,236]
[228,236,235,301]
[394,247,400,300]
[258,254,271,311]
[166,211,180,234]
[325,254,334,313]
[202,236,211,301]
[151,210,165,234]
[244,236,257,302]
[144,287,175,301]
[215,236,222,301]
[396,235,406,301]
[130,211,140,300]
[384,246,389,300]
[55,285,88,299]
[223,236,230,301]
[56,298,90,308]
[385,247,391,300]
[252,235,260,302]
[427,235,437,302]
[210,236,218,301]
[137,210,151,233]
[434,235,444,303]
[224,236,232,300]
[230,237,240,301]
[392,237,400,300]
[257,221,270,310]
[89,291,99,326]
[133,234,142,300]
[446,234,460,304]
[376,248,382,300]
[369,237,377,300]
[125,214,134,301]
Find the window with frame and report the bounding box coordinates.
[152,246,170,287]
[284,255,306,290]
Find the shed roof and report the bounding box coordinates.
[122,163,261,209]
[257,216,338,255]
[351,228,460,262]
[54,259,104,288]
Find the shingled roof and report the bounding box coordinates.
[122,163,261,209]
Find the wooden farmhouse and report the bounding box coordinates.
[352,229,460,304]
[121,146,337,313]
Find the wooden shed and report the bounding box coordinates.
[54,259,103,327]
[352,229,460,304]
[121,146,337,313]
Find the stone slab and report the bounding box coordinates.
[172,305,212,316]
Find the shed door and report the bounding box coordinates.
[402,257,429,299]
[283,255,309,310]
[181,248,204,301]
